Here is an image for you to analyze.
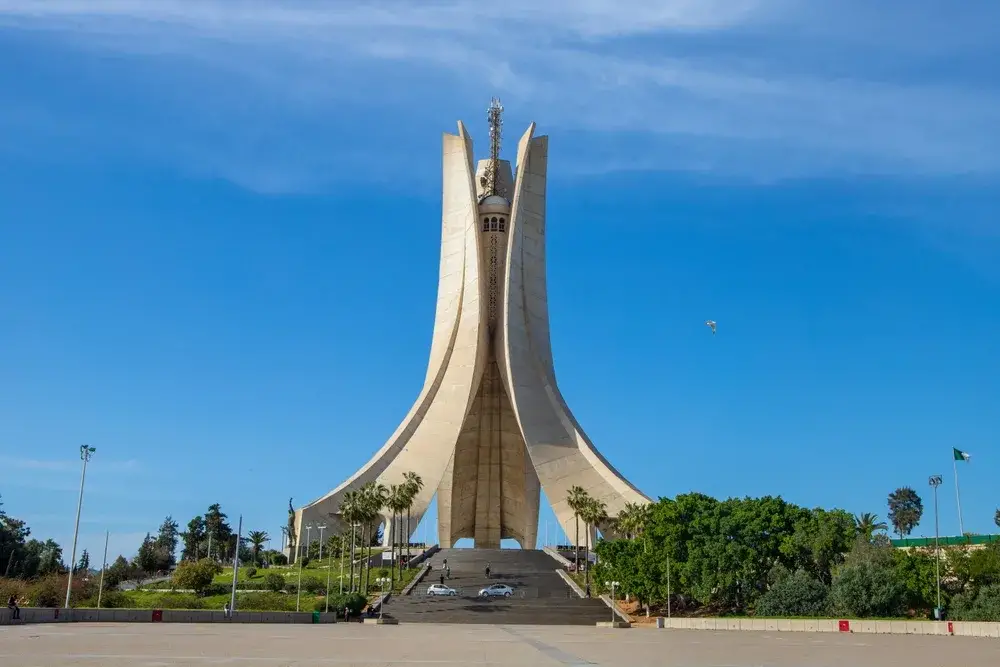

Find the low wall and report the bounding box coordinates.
[654,617,1000,638]
[406,544,440,569]
[401,562,434,597]
[555,569,585,598]
[0,607,336,625]
[599,595,632,624]
[543,546,572,568]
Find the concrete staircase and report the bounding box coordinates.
[382,548,610,625]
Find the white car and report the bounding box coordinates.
[478,583,514,598]
[426,584,457,596]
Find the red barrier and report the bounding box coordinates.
[838,620,850,633]
[152,610,163,622]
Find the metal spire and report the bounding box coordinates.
[481,97,505,199]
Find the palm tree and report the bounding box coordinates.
[994,508,1000,531]
[581,498,607,591]
[247,530,269,565]
[386,484,408,589]
[566,486,589,572]
[854,512,889,542]
[360,482,388,595]
[402,471,424,572]
[339,490,361,592]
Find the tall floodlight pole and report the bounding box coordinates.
[317,523,327,563]
[339,531,346,594]
[229,515,243,616]
[96,530,109,609]
[296,522,313,612]
[65,445,96,608]
[929,475,943,618]
[666,554,672,620]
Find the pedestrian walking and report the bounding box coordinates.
[7,595,20,620]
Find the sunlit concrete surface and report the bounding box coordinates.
[2,622,998,667]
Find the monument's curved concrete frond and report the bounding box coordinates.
[293,122,485,545]
[291,109,649,557]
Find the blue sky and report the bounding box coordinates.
[1,1,998,563]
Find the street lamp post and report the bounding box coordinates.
[376,576,391,619]
[96,531,109,609]
[317,523,327,563]
[605,580,619,624]
[339,531,347,594]
[65,445,96,608]
[929,474,943,619]
[296,522,313,612]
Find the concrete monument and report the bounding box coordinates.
[292,101,649,553]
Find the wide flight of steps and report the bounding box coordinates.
[382,548,610,625]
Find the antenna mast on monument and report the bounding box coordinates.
[481,97,505,200]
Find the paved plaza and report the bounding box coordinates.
[2,622,999,667]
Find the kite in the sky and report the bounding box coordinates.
[705,320,717,335]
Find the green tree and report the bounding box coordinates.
[172,558,222,595]
[154,516,179,569]
[994,509,1000,531]
[75,549,91,574]
[339,491,362,592]
[180,516,206,561]
[0,495,33,578]
[134,533,158,581]
[37,539,64,575]
[204,504,234,561]
[360,482,388,594]
[887,487,923,538]
[402,471,424,574]
[103,555,133,590]
[892,548,942,613]
[566,486,590,572]
[247,530,269,565]
[854,513,889,542]
[580,497,607,591]
[385,485,408,588]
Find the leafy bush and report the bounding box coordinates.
[86,591,135,609]
[172,559,221,595]
[756,570,830,617]
[0,578,29,606]
[236,592,294,611]
[830,561,905,618]
[324,591,366,617]
[244,566,257,579]
[150,593,204,609]
[301,577,326,594]
[263,573,285,593]
[28,574,66,607]
[950,585,1000,621]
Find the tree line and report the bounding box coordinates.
[586,491,1000,621]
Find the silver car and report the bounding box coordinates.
[478,583,514,598]
[426,583,458,596]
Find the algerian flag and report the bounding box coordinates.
[953,448,971,462]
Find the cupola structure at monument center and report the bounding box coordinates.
[292,100,649,554]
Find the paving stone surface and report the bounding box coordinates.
[2,621,998,666]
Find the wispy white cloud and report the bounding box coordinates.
[0,0,997,190]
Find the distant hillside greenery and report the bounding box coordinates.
[593,493,1000,621]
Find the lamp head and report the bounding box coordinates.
[929,475,943,487]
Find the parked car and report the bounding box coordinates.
[426,583,458,596]
[478,583,514,598]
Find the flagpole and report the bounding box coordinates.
[953,458,965,536]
